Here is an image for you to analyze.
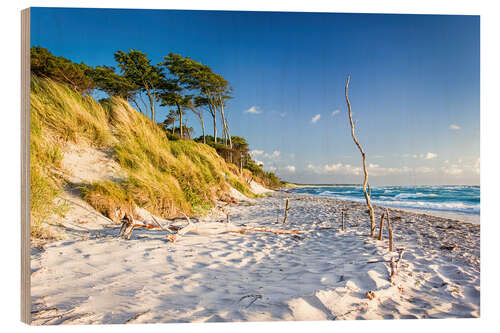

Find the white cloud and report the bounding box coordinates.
[285,165,296,173]
[475,158,480,174]
[311,114,321,123]
[267,166,277,172]
[424,152,437,160]
[449,124,461,130]
[263,151,280,159]
[442,165,463,176]
[279,112,287,118]
[245,106,262,114]
[331,110,340,116]
[309,163,362,176]
[307,162,435,177]
[411,152,437,160]
[250,150,263,156]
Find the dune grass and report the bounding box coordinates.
[30,77,254,236]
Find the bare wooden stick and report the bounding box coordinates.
[386,208,393,251]
[390,248,405,282]
[341,211,345,231]
[282,198,290,224]
[345,74,376,236]
[377,212,385,240]
[276,203,280,224]
[150,214,167,231]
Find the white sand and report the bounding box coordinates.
[249,180,273,195]
[31,191,480,324]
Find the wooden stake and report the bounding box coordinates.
[341,211,345,231]
[386,208,393,252]
[282,198,290,224]
[276,203,281,224]
[390,248,405,282]
[377,212,385,240]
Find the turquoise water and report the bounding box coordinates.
[291,185,480,215]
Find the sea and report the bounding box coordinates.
[291,185,480,221]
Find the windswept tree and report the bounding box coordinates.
[114,49,164,122]
[158,78,192,139]
[160,53,232,145]
[161,109,178,135]
[189,97,207,144]
[344,74,376,237]
[197,66,232,146]
[89,66,140,106]
[30,46,95,93]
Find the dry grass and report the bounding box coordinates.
[30,77,254,236]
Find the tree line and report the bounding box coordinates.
[31,46,282,188]
[31,46,232,146]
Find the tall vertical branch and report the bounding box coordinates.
[345,74,376,237]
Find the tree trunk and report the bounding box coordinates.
[208,104,217,143]
[176,103,183,138]
[130,99,143,115]
[213,116,217,143]
[172,112,177,135]
[201,118,206,144]
[344,74,376,237]
[145,90,155,123]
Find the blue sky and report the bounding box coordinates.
[31,8,480,185]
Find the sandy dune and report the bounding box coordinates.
[30,191,479,324]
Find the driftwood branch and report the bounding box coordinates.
[377,212,385,240]
[282,198,290,224]
[341,211,345,231]
[276,203,280,224]
[119,211,195,242]
[386,208,393,252]
[390,248,405,282]
[345,74,376,236]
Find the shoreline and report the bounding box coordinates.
[30,190,480,324]
[282,188,480,225]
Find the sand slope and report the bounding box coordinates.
[31,192,479,324]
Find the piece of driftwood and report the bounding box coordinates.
[377,212,385,240]
[239,294,262,308]
[341,211,345,231]
[119,211,195,241]
[282,198,290,224]
[166,212,195,242]
[345,74,376,237]
[125,310,150,324]
[390,248,405,282]
[276,203,280,224]
[386,208,393,252]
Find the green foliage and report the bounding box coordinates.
[114,49,164,121]
[245,160,282,189]
[31,46,95,93]
[89,65,138,99]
